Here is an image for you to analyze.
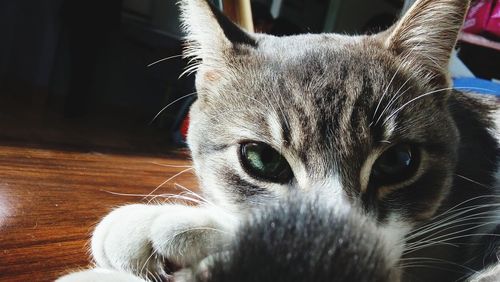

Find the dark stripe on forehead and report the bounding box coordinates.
[316,78,348,145]
[350,73,373,133]
[290,103,314,165]
[281,115,292,146]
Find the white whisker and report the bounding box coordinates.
[139,248,159,277]
[383,87,453,125]
[102,190,153,198]
[173,183,218,208]
[383,86,498,125]
[407,199,500,240]
[406,217,500,249]
[150,161,193,168]
[399,257,478,273]
[150,92,198,124]
[147,54,184,67]
[370,43,424,127]
[145,167,194,202]
[375,85,413,126]
[455,174,493,189]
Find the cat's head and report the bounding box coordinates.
[181,0,468,253]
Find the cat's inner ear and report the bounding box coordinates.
[381,0,469,82]
[179,0,257,69]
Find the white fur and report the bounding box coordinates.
[314,175,348,205]
[384,115,397,140]
[90,203,237,279]
[57,268,146,282]
[379,215,412,267]
[267,113,284,146]
[468,263,500,282]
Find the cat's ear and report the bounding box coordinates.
[381,0,469,82]
[178,0,256,70]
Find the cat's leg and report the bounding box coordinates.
[91,203,237,279]
[57,268,147,282]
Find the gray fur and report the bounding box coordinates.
[181,0,500,281]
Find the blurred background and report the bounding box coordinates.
[0,0,498,155]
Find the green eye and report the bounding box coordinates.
[239,142,293,183]
[371,144,420,185]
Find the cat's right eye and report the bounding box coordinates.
[239,142,293,184]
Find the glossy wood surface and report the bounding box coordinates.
[0,144,197,281]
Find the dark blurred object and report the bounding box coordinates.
[200,197,395,282]
[458,0,500,80]
[251,1,274,33]
[384,0,404,8]
[458,41,500,80]
[0,0,194,152]
[362,13,397,34]
[0,1,63,107]
[61,0,123,118]
[251,1,303,36]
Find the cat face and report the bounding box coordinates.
[183,0,468,240]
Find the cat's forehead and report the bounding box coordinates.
[257,33,366,55]
[254,33,386,70]
[237,33,401,96]
[220,34,409,119]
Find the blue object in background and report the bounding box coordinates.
[453,77,500,96]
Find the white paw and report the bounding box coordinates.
[57,268,146,282]
[91,204,236,279]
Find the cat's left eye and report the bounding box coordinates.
[371,144,420,186]
[239,142,293,183]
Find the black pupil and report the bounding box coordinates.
[241,143,292,183]
[372,145,417,184]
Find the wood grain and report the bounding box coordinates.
[0,144,197,281]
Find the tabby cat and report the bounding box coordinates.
[59,0,500,281]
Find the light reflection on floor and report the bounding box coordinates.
[0,185,13,229]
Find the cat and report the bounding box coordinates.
[58,0,500,281]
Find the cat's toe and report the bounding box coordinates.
[91,204,171,278]
[91,203,231,280]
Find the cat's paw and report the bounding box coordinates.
[91,204,236,280]
[57,268,147,282]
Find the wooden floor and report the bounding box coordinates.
[0,143,197,281]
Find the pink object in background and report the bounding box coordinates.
[463,0,493,34]
[485,0,500,37]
